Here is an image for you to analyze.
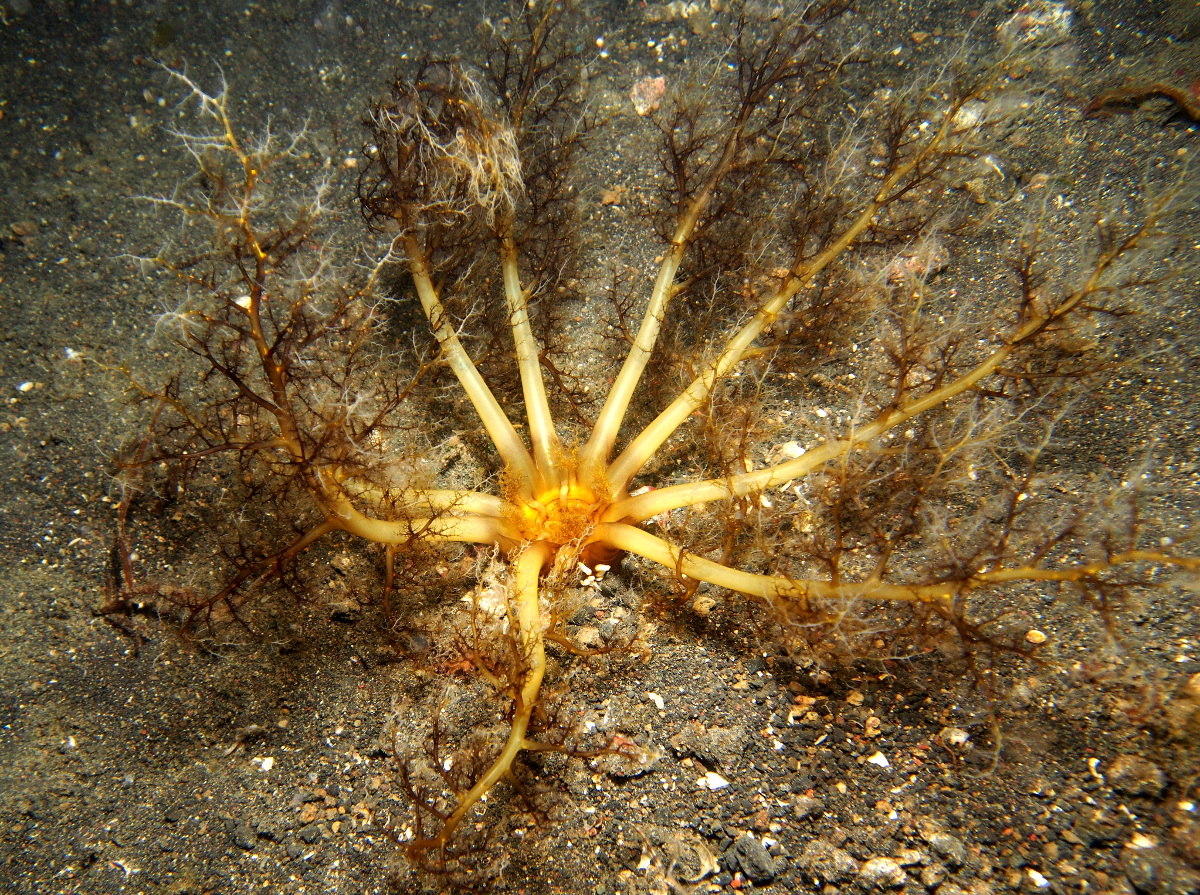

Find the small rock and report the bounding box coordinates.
[793,795,825,821]
[597,739,662,779]
[858,856,908,889]
[796,838,860,884]
[921,863,948,888]
[630,75,666,116]
[1074,814,1123,847]
[298,823,323,844]
[1107,755,1167,798]
[1165,673,1200,740]
[328,598,362,622]
[9,220,39,237]
[939,727,971,748]
[224,817,256,850]
[251,755,275,772]
[668,721,746,769]
[598,616,621,641]
[599,186,626,207]
[726,835,778,885]
[930,832,969,868]
[997,1,1074,52]
[1123,847,1200,895]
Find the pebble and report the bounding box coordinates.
[725,835,778,885]
[668,722,746,769]
[285,840,307,860]
[793,795,825,820]
[858,856,908,889]
[9,220,39,237]
[796,838,860,884]
[921,864,948,888]
[224,817,256,850]
[939,727,971,747]
[997,0,1074,52]
[930,832,969,868]
[936,884,970,895]
[1107,755,1167,798]
[1123,846,1200,895]
[629,75,666,116]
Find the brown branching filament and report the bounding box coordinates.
[114,0,1197,881]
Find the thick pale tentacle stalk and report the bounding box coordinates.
[578,239,686,479]
[595,523,1200,607]
[499,229,561,487]
[410,541,552,854]
[338,480,507,520]
[401,232,539,492]
[579,103,756,480]
[319,479,520,548]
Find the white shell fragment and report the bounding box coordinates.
[1026,869,1051,889]
[940,727,971,747]
[698,771,730,790]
